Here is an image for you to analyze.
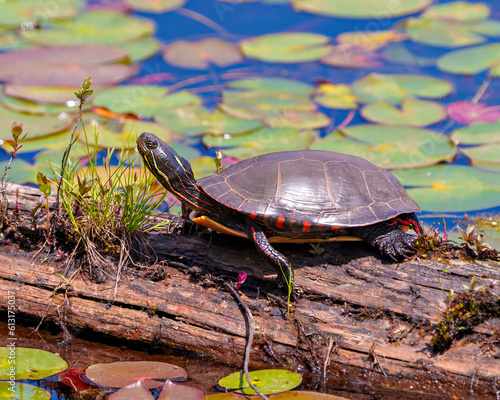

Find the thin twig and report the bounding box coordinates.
[224,282,269,400]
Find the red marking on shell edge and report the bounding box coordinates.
[276,214,285,229]
[249,212,257,220]
[302,221,312,233]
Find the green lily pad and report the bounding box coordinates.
[125,0,185,13]
[391,165,500,212]
[154,106,261,136]
[163,38,243,69]
[19,10,155,46]
[291,0,432,18]
[0,32,32,51]
[0,0,83,26]
[352,73,453,104]
[437,43,500,76]
[241,33,332,63]
[0,44,138,86]
[0,92,85,115]
[218,369,302,395]
[189,156,220,178]
[0,382,50,400]
[421,1,490,22]
[0,103,75,139]
[265,110,330,129]
[0,347,68,380]
[311,125,455,169]
[451,122,500,144]
[203,127,315,158]
[337,30,403,50]
[206,391,350,400]
[314,83,360,109]
[360,98,446,126]
[227,78,314,97]
[382,43,436,67]
[3,84,91,105]
[116,37,160,62]
[461,143,500,165]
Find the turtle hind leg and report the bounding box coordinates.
[353,217,419,261]
[245,219,295,291]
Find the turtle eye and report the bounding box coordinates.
[145,139,157,149]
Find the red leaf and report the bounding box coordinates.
[59,367,91,392]
[236,272,247,289]
[447,101,500,125]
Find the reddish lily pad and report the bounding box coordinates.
[241,33,332,63]
[85,361,187,389]
[163,38,243,69]
[321,46,382,69]
[218,369,302,395]
[352,73,453,105]
[314,83,359,109]
[3,84,93,105]
[447,102,500,125]
[125,0,185,13]
[391,165,500,212]
[437,43,500,76]
[360,98,446,126]
[59,368,91,393]
[157,380,204,400]
[291,0,432,18]
[109,380,155,400]
[0,347,68,380]
[19,10,155,46]
[0,0,83,26]
[311,125,455,169]
[0,44,138,86]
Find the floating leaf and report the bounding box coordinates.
[116,37,160,62]
[218,369,302,395]
[452,122,500,144]
[391,165,500,212]
[203,127,315,159]
[19,10,155,46]
[311,125,455,169]
[265,110,330,129]
[206,391,350,400]
[382,43,436,67]
[3,84,92,105]
[421,1,490,22]
[447,102,500,125]
[85,361,187,389]
[437,43,500,76]
[352,73,453,105]
[0,92,85,115]
[227,78,315,97]
[0,382,51,400]
[109,380,155,400]
[337,30,405,50]
[360,98,446,126]
[461,143,500,165]
[59,367,91,393]
[125,0,185,13]
[163,38,243,69]
[0,32,32,51]
[0,0,83,26]
[157,380,204,400]
[154,106,261,136]
[0,347,68,380]
[321,46,382,69]
[314,83,359,109]
[241,33,332,63]
[291,0,432,18]
[0,44,138,86]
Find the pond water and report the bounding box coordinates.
[1,0,500,399]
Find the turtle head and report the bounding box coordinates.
[389,213,423,235]
[137,132,196,193]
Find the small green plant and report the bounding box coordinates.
[37,172,52,245]
[457,224,493,255]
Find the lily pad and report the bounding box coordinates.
[437,43,500,76]
[311,125,455,169]
[451,122,500,144]
[3,84,92,105]
[391,165,500,212]
[314,83,360,109]
[85,361,187,389]
[203,127,315,158]
[0,32,32,51]
[125,0,185,13]
[291,0,432,18]
[352,73,453,105]
[19,10,155,46]
[163,38,243,69]
[116,37,161,62]
[461,143,500,165]
[109,380,155,400]
[382,43,436,67]
[337,30,404,50]
[0,44,138,86]
[241,33,332,63]
[0,347,68,380]
[206,391,350,400]
[0,0,83,26]
[265,110,330,129]
[321,46,382,69]
[0,103,75,139]
[155,106,261,136]
[227,78,314,97]
[421,1,490,22]
[0,92,85,115]
[0,382,50,400]
[157,380,204,400]
[218,369,302,395]
[360,98,446,126]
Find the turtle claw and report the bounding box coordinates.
[375,230,417,261]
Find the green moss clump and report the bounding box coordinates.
[431,289,499,353]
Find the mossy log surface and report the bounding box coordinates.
[0,183,499,398]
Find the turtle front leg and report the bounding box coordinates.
[245,219,295,289]
[353,221,418,261]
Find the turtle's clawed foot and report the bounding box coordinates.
[168,215,196,235]
[375,230,417,261]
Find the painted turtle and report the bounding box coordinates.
[137,132,422,285]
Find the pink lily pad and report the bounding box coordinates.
[59,367,90,393]
[157,380,204,400]
[109,380,155,400]
[447,101,500,125]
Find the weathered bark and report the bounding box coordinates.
[0,183,499,398]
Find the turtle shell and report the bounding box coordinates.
[198,150,420,228]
